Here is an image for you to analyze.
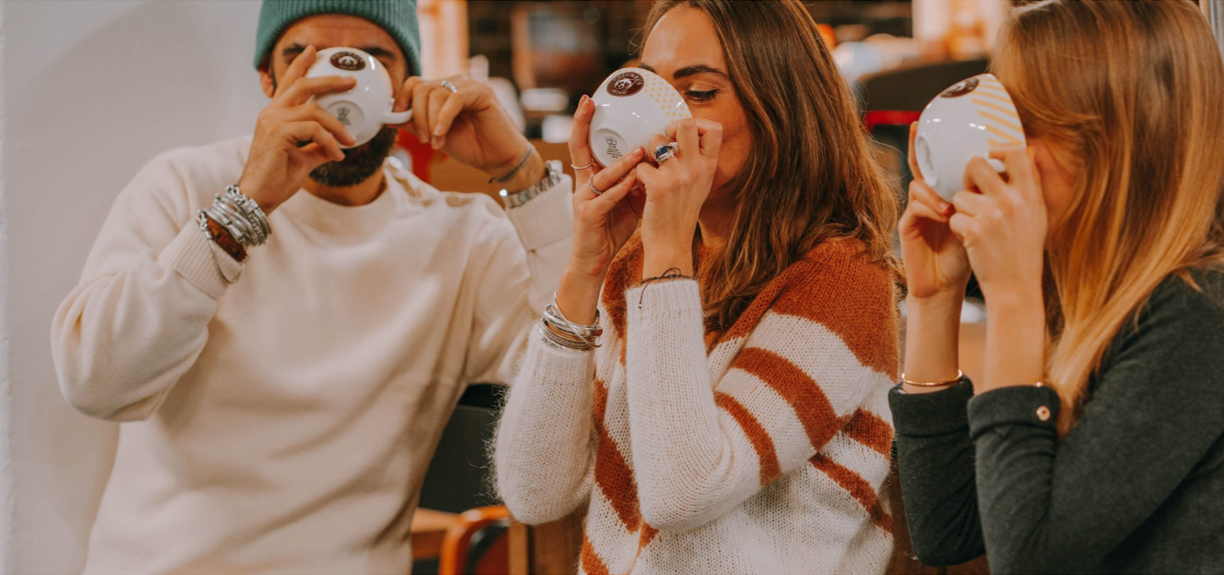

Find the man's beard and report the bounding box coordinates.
[309,126,398,187]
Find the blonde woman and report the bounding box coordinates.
[892,0,1224,572]
[494,0,901,573]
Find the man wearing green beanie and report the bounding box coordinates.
[50,1,636,572]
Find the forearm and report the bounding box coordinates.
[51,223,230,421]
[888,381,986,565]
[981,290,1046,391]
[494,334,597,524]
[903,293,963,393]
[502,173,574,312]
[624,280,746,531]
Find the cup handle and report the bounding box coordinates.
[384,109,413,125]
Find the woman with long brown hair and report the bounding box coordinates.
[891,0,1224,572]
[494,0,900,573]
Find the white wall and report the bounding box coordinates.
[1,3,12,571]
[1,1,265,572]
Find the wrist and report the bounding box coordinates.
[906,290,965,316]
[562,261,607,288]
[236,178,280,215]
[556,269,605,325]
[983,285,1044,318]
[642,242,693,278]
[903,295,962,389]
[494,150,544,193]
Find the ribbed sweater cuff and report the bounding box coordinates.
[505,175,573,251]
[625,278,704,329]
[525,326,594,384]
[889,379,975,437]
[967,385,1060,440]
[157,222,240,300]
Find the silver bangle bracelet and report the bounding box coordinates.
[540,293,603,348]
[224,186,271,239]
[205,203,249,245]
[195,211,243,284]
[539,324,594,351]
[204,185,272,248]
[217,193,264,245]
[543,304,602,340]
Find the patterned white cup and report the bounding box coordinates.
[589,68,692,168]
[915,73,1027,201]
[305,47,411,148]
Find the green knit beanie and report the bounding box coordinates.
[254,0,421,77]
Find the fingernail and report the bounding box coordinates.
[433,125,445,137]
[419,134,428,144]
[940,201,953,213]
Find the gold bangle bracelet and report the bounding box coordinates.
[901,370,964,387]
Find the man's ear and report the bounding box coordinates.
[259,63,276,99]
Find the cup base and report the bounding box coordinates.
[322,100,369,148]
[590,127,631,168]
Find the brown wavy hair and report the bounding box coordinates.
[993,0,1224,433]
[642,0,899,332]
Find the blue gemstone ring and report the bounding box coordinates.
[654,142,678,164]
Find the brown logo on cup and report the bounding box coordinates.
[607,71,645,97]
[940,77,979,98]
[330,51,366,71]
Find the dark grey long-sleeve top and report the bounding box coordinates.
[889,269,1224,574]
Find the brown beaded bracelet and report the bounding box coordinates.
[198,211,247,262]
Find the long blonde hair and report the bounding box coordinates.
[642,0,898,333]
[994,0,1224,432]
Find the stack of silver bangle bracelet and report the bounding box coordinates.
[202,185,272,248]
[540,292,603,351]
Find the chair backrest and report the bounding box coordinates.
[418,384,504,513]
[857,58,990,113]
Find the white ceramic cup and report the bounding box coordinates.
[305,47,411,148]
[589,68,692,168]
[914,73,1027,201]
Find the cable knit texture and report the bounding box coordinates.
[496,234,899,575]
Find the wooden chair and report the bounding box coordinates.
[438,506,512,575]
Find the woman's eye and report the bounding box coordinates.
[685,89,719,102]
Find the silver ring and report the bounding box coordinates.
[588,177,608,195]
[654,142,677,164]
[571,161,594,170]
[440,80,459,94]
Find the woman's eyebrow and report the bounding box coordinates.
[639,62,728,80]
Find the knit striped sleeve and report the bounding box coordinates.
[494,333,598,525]
[623,251,898,532]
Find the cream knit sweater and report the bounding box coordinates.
[50,136,572,575]
[495,236,899,575]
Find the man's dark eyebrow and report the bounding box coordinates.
[639,62,728,80]
[281,43,307,59]
[280,44,397,62]
[359,46,397,61]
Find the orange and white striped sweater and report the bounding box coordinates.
[495,237,899,575]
